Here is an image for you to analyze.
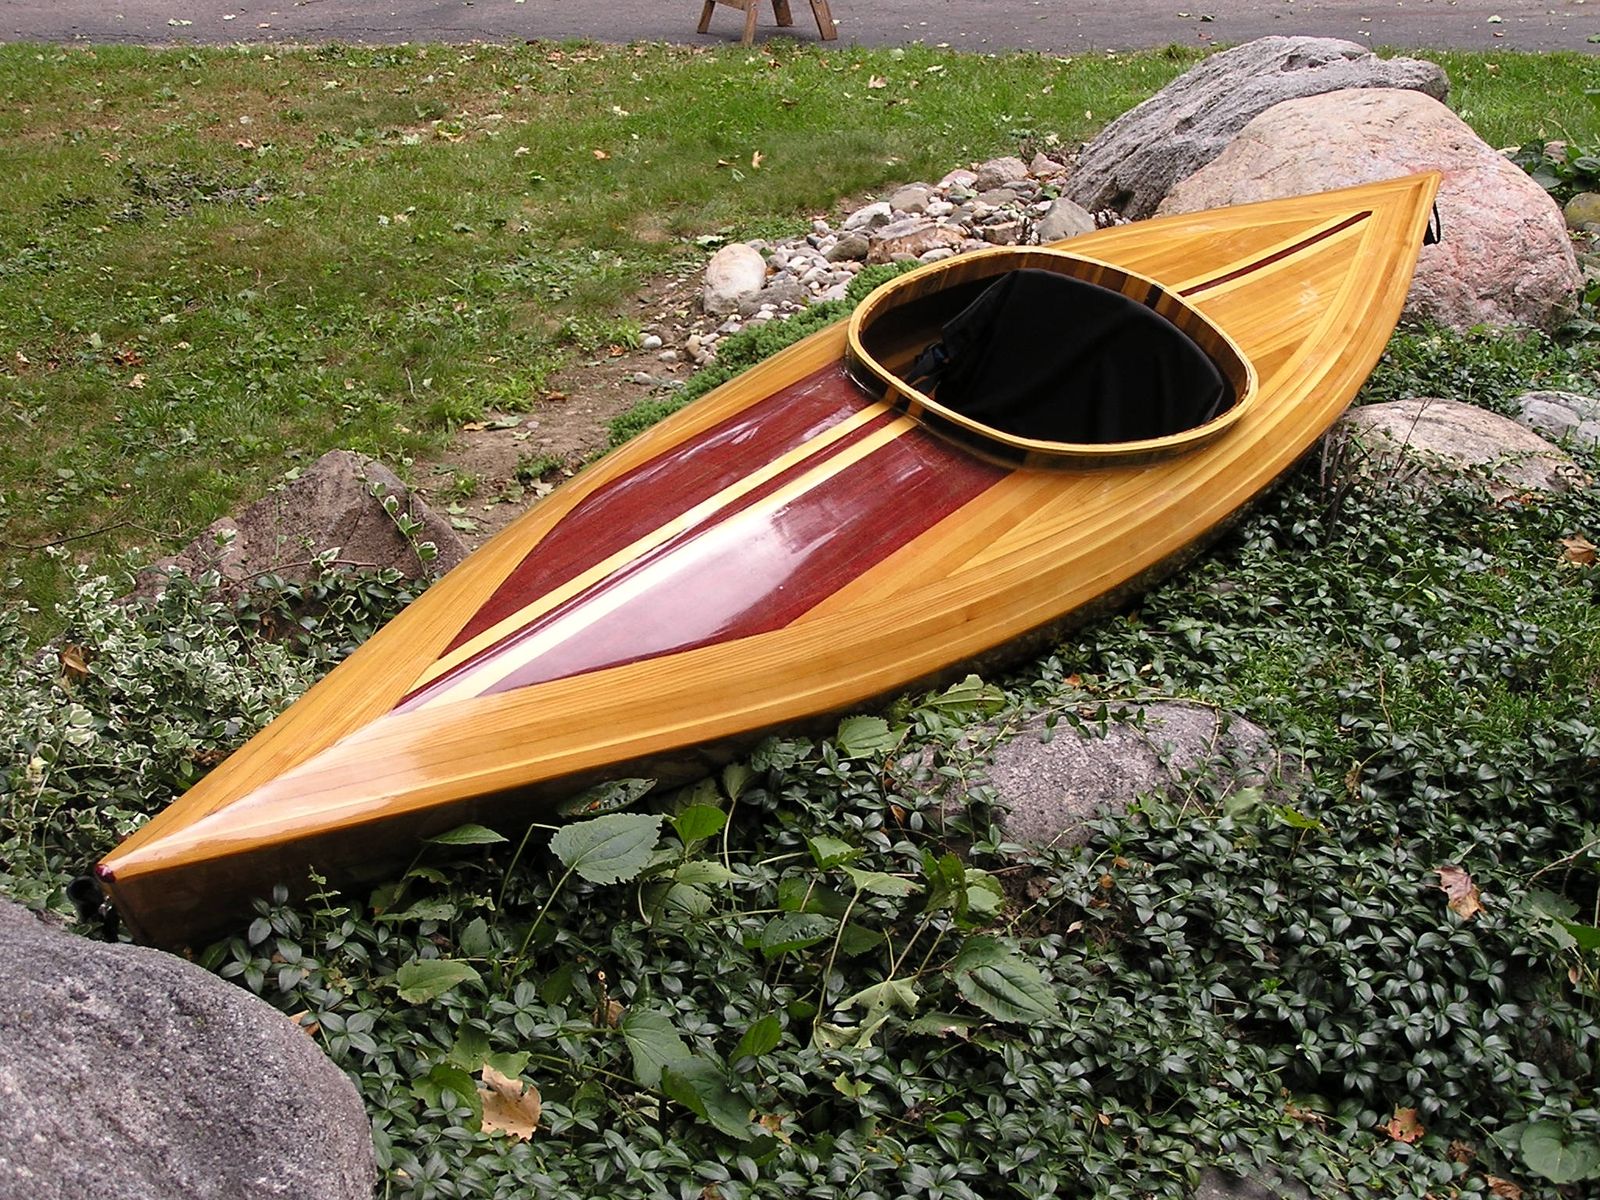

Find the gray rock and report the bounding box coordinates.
[1339,397,1588,498]
[135,449,465,599]
[1036,197,1096,243]
[868,218,966,264]
[938,167,978,190]
[825,232,871,262]
[886,183,935,214]
[1068,36,1448,219]
[1565,191,1600,232]
[1516,390,1600,448]
[702,242,767,316]
[738,278,810,316]
[842,201,893,232]
[1029,151,1067,178]
[942,702,1284,850]
[1194,1168,1313,1200]
[974,155,1031,192]
[977,187,1024,207]
[1158,88,1581,332]
[979,220,1024,246]
[0,900,375,1200]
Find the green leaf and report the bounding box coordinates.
[424,823,507,846]
[672,803,727,847]
[557,777,656,817]
[1222,785,1267,820]
[411,1063,483,1124]
[721,762,753,800]
[920,850,968,914]
[377,898,458,923]
[841,864,920,897]
[950,935,1061,1023]
[458,916,494,958]
[674,860,739,887]
[837,923,884,958]
[661,1056,754,1141]
[1559,920,1600,951]
[733,1014,782,1062]
[836,714,905,758]
[906,1011,979,1039]
[620,1008,692,1087]
[923,673,1006,717]
[549,812,663,884]
[964,869,1005,917]
[1271,804,1325,833]
[1521,1120,1600,1184]
[395,958,482,1003]
[806,833,859,870]
[759,912,837,958]
[446,1026,491,1070]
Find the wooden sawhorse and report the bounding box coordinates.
[697,0,837,46]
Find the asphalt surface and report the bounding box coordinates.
[3,0,1597,53]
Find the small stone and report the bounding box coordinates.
[887,182,935,214]
[867,218,967,264]
[703,242,767,316]
[1028,151,1066,177]
[1036,197,1096,243]
[825,232,871,262]
[1565,192,1600,232]
[817,281,849,302]
[924,199,955,218]
[938,167,978,190]
[974,155,1030,191]
[717,317,743,334]
[979,221,1023,245]
[919,247,957,263]
[630,371,657,386]
[640,333,663,350]
[656,349,679,362]
[977,187,1023,207]
[842,201,893,232]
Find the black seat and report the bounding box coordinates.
[906,269,1232,444]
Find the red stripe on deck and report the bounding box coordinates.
[442,364,872,654]
[467,423,1007,697]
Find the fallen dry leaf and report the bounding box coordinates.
[1486,1176,1522,1199]
[867,75,887,88]
[1436,864,1483,921]
[751,150,764,169]
[478,1064,540,1140]
[126,373,147,390]
[592,149,610,160]
[59,645,90,682]
[1384,1107,1424,1144]
[1284,1099,1326,1129]
[1561,536,1597,565]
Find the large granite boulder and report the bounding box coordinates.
[1067,37,1448,220]
[1339,397,1587,498]
[0,900,375,1200]
[1157,88,1581,332]
[932,702,1285,850]
[136,449,465,598]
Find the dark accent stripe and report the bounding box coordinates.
[474,422,1007,697]
[442,363,871,654]
[1181,212,1370,297]
[395,406,901,711]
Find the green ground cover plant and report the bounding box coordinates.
[4,37,1600,1200]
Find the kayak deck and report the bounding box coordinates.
[99,174,1442,945]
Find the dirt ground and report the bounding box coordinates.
[409,265,711,549]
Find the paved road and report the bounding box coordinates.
[3,0,1597,53]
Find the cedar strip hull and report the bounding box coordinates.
[100,175,1441,946]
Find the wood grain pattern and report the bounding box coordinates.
[99,173,1441,946]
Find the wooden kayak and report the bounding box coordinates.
[99,173,1441,946]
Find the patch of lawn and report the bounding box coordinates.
[0,40,1201,621]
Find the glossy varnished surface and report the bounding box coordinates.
[101,174,1442,945]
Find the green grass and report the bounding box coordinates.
[0,39,1201,619]
[6,42,1599,625]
